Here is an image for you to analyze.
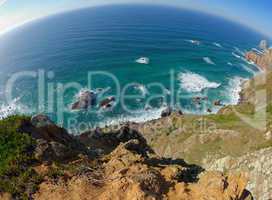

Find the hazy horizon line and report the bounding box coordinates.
[0,3,270,40]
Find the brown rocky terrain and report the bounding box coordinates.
[206,147,272,200]
[0,115,253,200]
[2,41,272,200]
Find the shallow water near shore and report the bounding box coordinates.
[0,5,267,131]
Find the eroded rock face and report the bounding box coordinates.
[34,137,252,200]
[206,147,272,200]
[19,115,87,163]
[34,139,74,162]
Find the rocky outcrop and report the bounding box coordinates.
[161,107,172,117]
[34,135,252,200]
[79,124,153,156]
[31,114,54,128]
[71,90,96,110]
[99,96,115,109]
[20,114,87,162]
[245,48,272,71]
[206,147,272,200]
[0,114,253,199]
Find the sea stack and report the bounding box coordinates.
[72,90,97,110]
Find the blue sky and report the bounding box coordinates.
[0,0,271,37]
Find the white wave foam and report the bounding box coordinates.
[225,77,246,105]
[0,98,29,120]
[232,52,241,59]
[251,48,264,55]
[178,71,221,93]
[203,57,216,65]
[185,39,201,45]
[239,64,257,75]
[227,62,233,66]
[97,106,167,127]
[134,84,148,96]
[234,47,245,56]
[213,42,222,48]
[75,88,95,98]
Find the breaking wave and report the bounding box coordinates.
[225,76,246,105]
[213,42,222,48]
[234,47,245,56]
[97,106,167,128]
[239,63,257,75]
[178,71,221,93]
[0,98,30,120]
[203,57,216,65]
[232,52,241,59]
[185,39,201,45]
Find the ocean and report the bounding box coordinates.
[0,5,267,132]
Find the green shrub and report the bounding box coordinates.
[0,115,41,199]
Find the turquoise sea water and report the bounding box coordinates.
[0,5,267,132]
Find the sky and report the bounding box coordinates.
[0,0,271,37]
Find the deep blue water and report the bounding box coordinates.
[0,5,267,132]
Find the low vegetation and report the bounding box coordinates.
[0,116,41,199]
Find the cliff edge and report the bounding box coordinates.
[0,115,253,200]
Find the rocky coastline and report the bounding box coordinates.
[1,41,272,199]
[245,40,272,71]
[0,114,254,200]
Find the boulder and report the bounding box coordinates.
[72,90,96,110]
[178,110,183,115]
[99,96,115,108]
[34,139,74,162]
[214,100,223,106]
[161,107,172,117]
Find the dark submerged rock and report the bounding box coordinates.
[214,100,224,106]
[100,96,115,108]
[161,107,172,118]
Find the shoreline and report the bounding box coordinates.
[0,48,266,130]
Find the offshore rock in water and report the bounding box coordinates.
[99,96,115,109]
[72,90,97,110]
[214,100,224,106]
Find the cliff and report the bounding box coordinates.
[1,41,272,199]
[0,115,253,200]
